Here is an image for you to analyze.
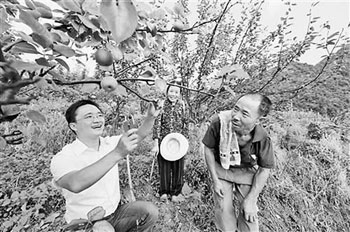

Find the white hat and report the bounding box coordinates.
[160,133,189,161]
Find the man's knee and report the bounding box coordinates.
[142,201,158,222]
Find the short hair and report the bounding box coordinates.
[238,93,272,117]
[65,99,102,124]
[166,80,182,94]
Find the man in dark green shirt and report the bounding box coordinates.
[202,93,275,232]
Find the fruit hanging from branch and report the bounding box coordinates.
[95,48,113,67]
[100,75,118,92]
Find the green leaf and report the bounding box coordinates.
[87,206,106,222]
[33,0,51,11]
[82,0,100,15]
[11,41,40,54]
[32,33,53,48]
[100,0,138,44]
[35,57,51,67]
[55,58,70,71]
[26,110,46,124]
[140,66,157,79]
[77,15,98,30]
[25,0,36,10]
[53,44,76,57]
[10,60,46,72]
[19,9,53,47]
[37,6,53,19]
[327,32,340,40]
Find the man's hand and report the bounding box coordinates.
[241,197,258,223]
[213,180,224,198]
[114,128,139,157]
[151,139,159,155]
[147,101,162,118]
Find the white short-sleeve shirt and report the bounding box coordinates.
[50,136,121,223]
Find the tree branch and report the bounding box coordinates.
[136,15,222,34]
[168,82,214,97]
[271,29,344,96]
[257,10,315,92]
[114,57,154,77]
[197,0,233,89]
[233,1,264,64]
[117,81,155,103]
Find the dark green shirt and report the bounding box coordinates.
[152,99,189,141]
[202,115,275,169]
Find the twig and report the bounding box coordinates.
[197,0,233,89]
[117,81,155,103]
[257,8,318,92]
[119,79,214,97]
[114,57,154,77]
[49,79,100,85]
[136,15,221,34]
[2,40,26,53]
[0,97,32,105]
[270,29,344,96]
[233,1,264,63]
[167,82,214,97]
[39,65,56,77]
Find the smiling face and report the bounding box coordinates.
[69,104,105,139]
[231,95,261,135]
[167,85,181,103]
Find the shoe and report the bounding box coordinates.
[160,194,168,202]
[171,194,185,203]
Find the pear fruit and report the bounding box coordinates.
[173,21,184,32]
[100,75,118,92]
[95,48,113,66]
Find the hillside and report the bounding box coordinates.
[269,44,350,118]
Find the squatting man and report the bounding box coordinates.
[50,99,160,231]
[202,93,275,232]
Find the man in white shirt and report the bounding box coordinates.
[51,99,159,231]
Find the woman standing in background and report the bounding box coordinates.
[152,81,189,203]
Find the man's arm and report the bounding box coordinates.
[204,145,224,198]
[56,129,139,193]
[241,167,270,222]
[136,102,159,141]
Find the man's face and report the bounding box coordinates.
[231,96,261,134]
[70,104,105,138]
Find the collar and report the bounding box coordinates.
[70,137,106,155]
[70,138,89,156]
[251,124,268,142]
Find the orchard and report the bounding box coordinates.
[0,0,349,231]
